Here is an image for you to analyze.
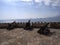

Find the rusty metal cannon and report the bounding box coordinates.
[24,20,33,30]
[7,21,16,30]
[37,23,50,35]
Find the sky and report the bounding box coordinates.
[0,0,60,20]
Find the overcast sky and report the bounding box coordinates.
[0,0,60,20]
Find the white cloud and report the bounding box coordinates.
[50,0,60,6]
[21,0,32,2]
[0,0,32,5]
[0,0,60,7]
[35,0,43,2]
[44,0,51,6]
[35,0,60,6]
[0,0,32,2]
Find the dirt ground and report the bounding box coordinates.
[0,28,60,45]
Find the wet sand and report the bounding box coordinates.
[0,28,60,45]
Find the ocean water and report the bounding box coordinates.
[0,19,31,23]
[0,18,60,23]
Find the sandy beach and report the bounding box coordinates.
[0,28,60,45]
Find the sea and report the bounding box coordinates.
[0,18,60,23]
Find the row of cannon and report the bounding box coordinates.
[6,20,52,36]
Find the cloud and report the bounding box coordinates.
[37,0,60,6]
[21,0,32,2]
[34,0,60,7]
[0,0,32,6]
[0,0,60,7]
[35,0,43,2]
[0,0,32,2]
[50,0,60,6]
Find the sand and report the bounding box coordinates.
[0,28,60,45]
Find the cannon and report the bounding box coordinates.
[7,21,16,30]
[24,20,33,30]
[37,23,50,35]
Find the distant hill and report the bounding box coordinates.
[44,15,60,22]
[0,15,60,23]
[35,15,60,22]
[29,15,60,22]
